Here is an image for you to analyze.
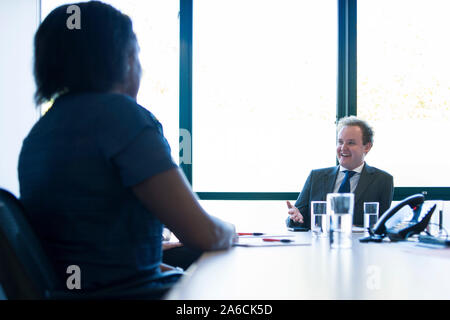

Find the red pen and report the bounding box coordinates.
[237,232,264,236]
[263,238,293,243]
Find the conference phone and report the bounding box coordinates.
[360,194,436,243]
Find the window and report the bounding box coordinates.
[199,200,288,231]
[193,0,337,192]
[358,0,450,187]
[40,0,450,199]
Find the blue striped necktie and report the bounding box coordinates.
[338,170,356,193]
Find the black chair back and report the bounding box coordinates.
[0,188,61,299]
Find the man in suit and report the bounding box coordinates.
[287,116,394,228]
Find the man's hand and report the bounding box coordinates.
[287,201,304,223]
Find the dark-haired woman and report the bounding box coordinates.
[18,1,235,297]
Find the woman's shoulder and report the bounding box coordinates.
[95,93,144,113]
[87,93,160,129]
[57,92,149,116]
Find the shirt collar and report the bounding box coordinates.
[339,162,365,174]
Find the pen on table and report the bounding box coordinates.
[263,238,293,243]
[237,232,264,236]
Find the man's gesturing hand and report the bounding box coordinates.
[287,200,304,223]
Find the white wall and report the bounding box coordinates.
[0,0,40,197]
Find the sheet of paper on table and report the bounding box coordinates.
[234,236,311,247]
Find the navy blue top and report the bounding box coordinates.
[18,93,177,290]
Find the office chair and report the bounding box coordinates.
[0,188,182,300]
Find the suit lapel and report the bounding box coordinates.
[325,166,339,193]
[354,163,375,206]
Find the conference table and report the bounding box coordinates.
[165,201,450,300]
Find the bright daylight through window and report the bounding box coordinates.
[193,0,337,192]
[358,0,450,187]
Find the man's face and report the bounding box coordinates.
[336,125,372,170]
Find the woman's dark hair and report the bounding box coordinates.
[33,1,136,105]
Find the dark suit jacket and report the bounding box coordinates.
[287,163,394,228]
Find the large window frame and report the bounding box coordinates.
[179,0,450,201]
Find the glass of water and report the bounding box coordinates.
[327,193,354,249]
[311,201,327,237]
[364,202,379,234]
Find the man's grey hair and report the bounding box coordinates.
[336,116,374,145]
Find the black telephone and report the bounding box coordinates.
[359,194,436,243]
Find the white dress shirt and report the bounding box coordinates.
[332,162,365,193]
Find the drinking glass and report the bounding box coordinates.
[364,202,379,234]
[327,193,354,249]
[311,201,328,238]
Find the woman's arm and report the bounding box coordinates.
[132,168,236,251]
